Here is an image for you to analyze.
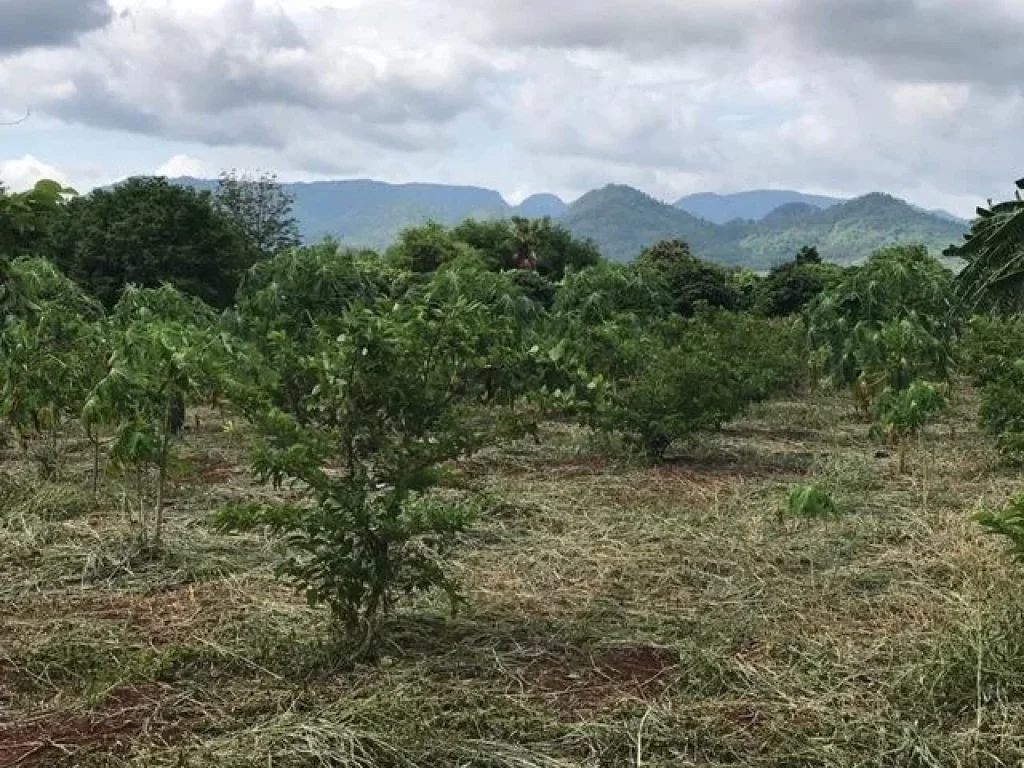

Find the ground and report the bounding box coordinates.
[2,390,1024,767]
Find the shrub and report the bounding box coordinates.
[221,265,539,656]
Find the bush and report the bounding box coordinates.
[572,311,800,461]
[222,264,540,656]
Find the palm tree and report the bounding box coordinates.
[510,216,539,271]
[950,178,1024,312]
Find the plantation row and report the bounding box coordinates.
[2,174,1024,658]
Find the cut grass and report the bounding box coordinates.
[3,391,1024,766]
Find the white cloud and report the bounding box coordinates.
[0,155,70,192]
[155,154,212,178]
[0,0,1019,216]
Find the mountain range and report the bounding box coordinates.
[171,177,969,269]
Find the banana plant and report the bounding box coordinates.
[951,177,1024,313]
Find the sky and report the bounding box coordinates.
[0,0,1021,216]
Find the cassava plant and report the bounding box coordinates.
[0,258,106,479]
[86,285,223,544]
[806,245,956,414]
[871,380,948,474]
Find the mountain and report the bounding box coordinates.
[172,177,510,250]
[675,190,843,223]
[561,185,720,263]
[514,193,567,218]
[560,188,967,268]
[168,176,968,269]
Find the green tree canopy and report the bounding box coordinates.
[46,176,250,308]
[633,239,740,316]
[215,170,301,261]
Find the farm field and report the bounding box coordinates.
[4,389,1024,768]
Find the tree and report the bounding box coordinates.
[450,217,602,280]
[633,239,740,316]
[231,241,383,422]
[215,170,301,261]
[795,245,822,266]
[871,379,948,474]
[220,266,538,656]
[573,311,799,462]
[950,177,1024,313]
[386,221,469,273]
[0,178,75,259]
[554,262,670,326]
[758,250,844,317]
[46,177,249,308]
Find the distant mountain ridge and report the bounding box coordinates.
[674,190,843,223]
[168,176,968,269]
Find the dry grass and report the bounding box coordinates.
[3,392,1024,767]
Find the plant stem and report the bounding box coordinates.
[154,397,173,545]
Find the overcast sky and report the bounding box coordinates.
[0,0,1020,215]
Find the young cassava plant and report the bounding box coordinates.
[86,285,224,544]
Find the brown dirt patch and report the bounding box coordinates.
[0,683,178,767]
[70,584,235,643]
[524,645,678,713]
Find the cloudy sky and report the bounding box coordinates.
[0,0,1020,215]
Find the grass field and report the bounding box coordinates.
[3,390,1024,767]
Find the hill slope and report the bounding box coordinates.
[563,188,967,267]
[723,193,969,267]
[168,177,967,268]
[561,185,721,262]
[173,177,511,250]
[676,190,843,223]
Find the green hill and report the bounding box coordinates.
[169,177,968,268]
[561,187,967,268]
[560,185,722,262]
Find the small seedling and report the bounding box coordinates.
[976,495,1024,561]
[782,483,842,521]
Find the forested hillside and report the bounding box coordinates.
[170,177,968,268]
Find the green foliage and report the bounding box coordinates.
[215,170,301,261]
[554,263,670,325]
[634,239,741,316]
[0,258,105,477]
[226,264,540,654]
[976,495,1024,562]
[47,176,250,308]
[386,220,470,273]
[960,316,1024,463]
[783,484,842,520]
[871,380,948,473]
[569,310,800,461]
[806,245,955,409]
[231,242,386,422]
[757,251,845,317]
[87,285,224,543]
[0,178,75,260]
[950,178,1024,313]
